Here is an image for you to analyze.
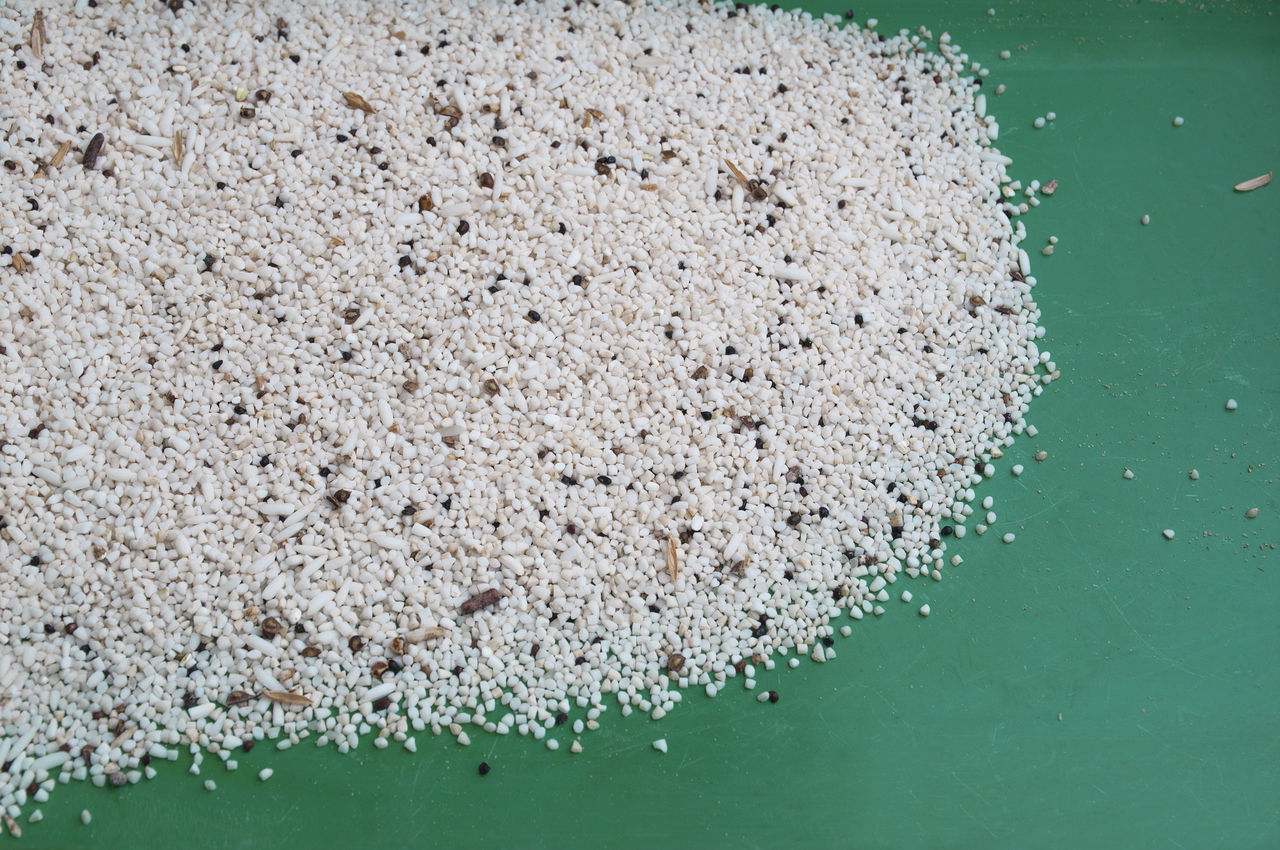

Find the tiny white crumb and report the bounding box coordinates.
[987,7,996,15]
[1002,532,1016,544]
[28,810,43,824]
[900,590,913,603]
[1011,463,1024,476]
[1225,398,1238,410]
[1048,235,1058,244]
[80,810,92,825]
[1033,116,1045,129]
[258,767,274,782]
[999,49,1011,59]
[1040,245,1054,256]
[840,625,852,637]
[546,738,559,751]
[570,740,583,754]
[1122,467,1135,480]
[1035,450,1048,461]
[788,657,800,669]
[204,779,216,792]
[1162,529,1176,540]
[1245,507,1259,519]
[1141,214,1150,225]
[404,737,417,753]
[652,738,668,754]
[1173,116,1184,127]
[918,604,931,617]
[1189,469,1200,480]
[995,83,1006,95]
[1046,111,1057,121]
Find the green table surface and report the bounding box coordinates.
[17,1,1279,848]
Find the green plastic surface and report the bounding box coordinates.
[15,1,1279,847]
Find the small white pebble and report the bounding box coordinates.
[81,810,92,825]
[987,7,995,15]
[951,554,963,566]
[204,779,216,792]
[873,605,885,616]
[982,496,994,510]
[652,738,668,754]
[1173,116,1184,127]
[1040,245,1054,256]
[995,83,1006,95]
[1141,214,1150,226]
[1162,529,1176,540]
[918,604,931,617]
[28,810,42,824]
[1122,468,1135,480]
[788,657,800,669]
[1046,111,1057,121]
[1011,464,1024,476]
[1026,425,1039,437]
[900,590,913,603]
[1189,469,1199,480]
[866,17,878,27]
[986,511,997,524]
[999,49,1011,60]
[743,678,756,690]
[1033,117,1045,129]
[1035,451,1048,462]
[1048,235,1058,244]
[456,731,471,747]
[404,737,417,753]
[1225,399,1238,410]
[1002,532,1016,544]
[546,739,559,751]
[756,692,771,703]
[258,768,274,782]
[840,625,852,637]
[570,740,583,754]
[975,523,988,535]
[954,524,966,539]
[1246,507,1259,519]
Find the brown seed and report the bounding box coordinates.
[417,194,434,212]
[478,171,494,189]
[254,89,272,103]
[225,690,256,707]
[328,488,352,507]
[691,365,709,380]
[239,105,256,119]
[666,652,685,673]
[342,306,361,324]
[108,771,127,787]
[30,10,45,62]
[436,104,462,119]
[371,660,390,677]
[300,645,321,658]
[82,132,105,169]
[11,255,26,273]
[402,380,419,393]
[389,636,408,655]
[260,616,284,638]
[664,534,679,581]
[348,635,364,652]
[483,378,501,395]
[1041,178,1058,196]
[80,745,95,764]
[342,91,376,113]
[459,588,502,615]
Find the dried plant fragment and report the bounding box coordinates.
[665,534,679,581]
[460,588,502,615]
[262,689,312,706]
[30,11,46,62]
[1234,171,1272,193]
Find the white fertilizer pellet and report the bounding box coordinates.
[1141,214,1151,225]
[1122,468,1135,480]
[652,739,668,755]
[0,0,1050,815]
[1162,529,1176,540]
[257,768,274,783]
[1245,508,1260,519]
[80,811,91,826]
[1001,533,1016,544]
[1226,399,1239,410]
[1189,469,1200,480]
[918,604,931,617]
[1173,116,1184,127]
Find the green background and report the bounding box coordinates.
[19,1,1279,847]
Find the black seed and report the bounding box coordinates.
[821,636,834,647]
[341,350,352,361]
[597,475,611,485]
[941,525,954,536]
[233,405,247,415]
[768,691,779,703]
[457,220,470,235]
[399,255,412,268]
[259,455,270,467]
[291,149,302,157]
[555,712,568,726]
[478,762,491,775]
[818,507,829,518]
[377,162,389,171]
[526,309,541,322]
[701,411,712,421]
[216,181,227,190]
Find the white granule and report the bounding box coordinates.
[0,0,1047,815]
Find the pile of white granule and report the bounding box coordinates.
[0,0,1048,813]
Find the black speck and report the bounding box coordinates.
[233,405,247,415]
[216,181,227,190]
[289,54,301,63]
[818,506,829,518]
[822,636,834,647]
[398,255,412,268]
[259,455,270,467]
[291,149,302,158]
[341,350,353,362]
[211,359,223,370]
[319,466,331,477]
[526,309,541,322]
[597,475,611,485]
[478,762,491,775]
[701,411,712,421]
